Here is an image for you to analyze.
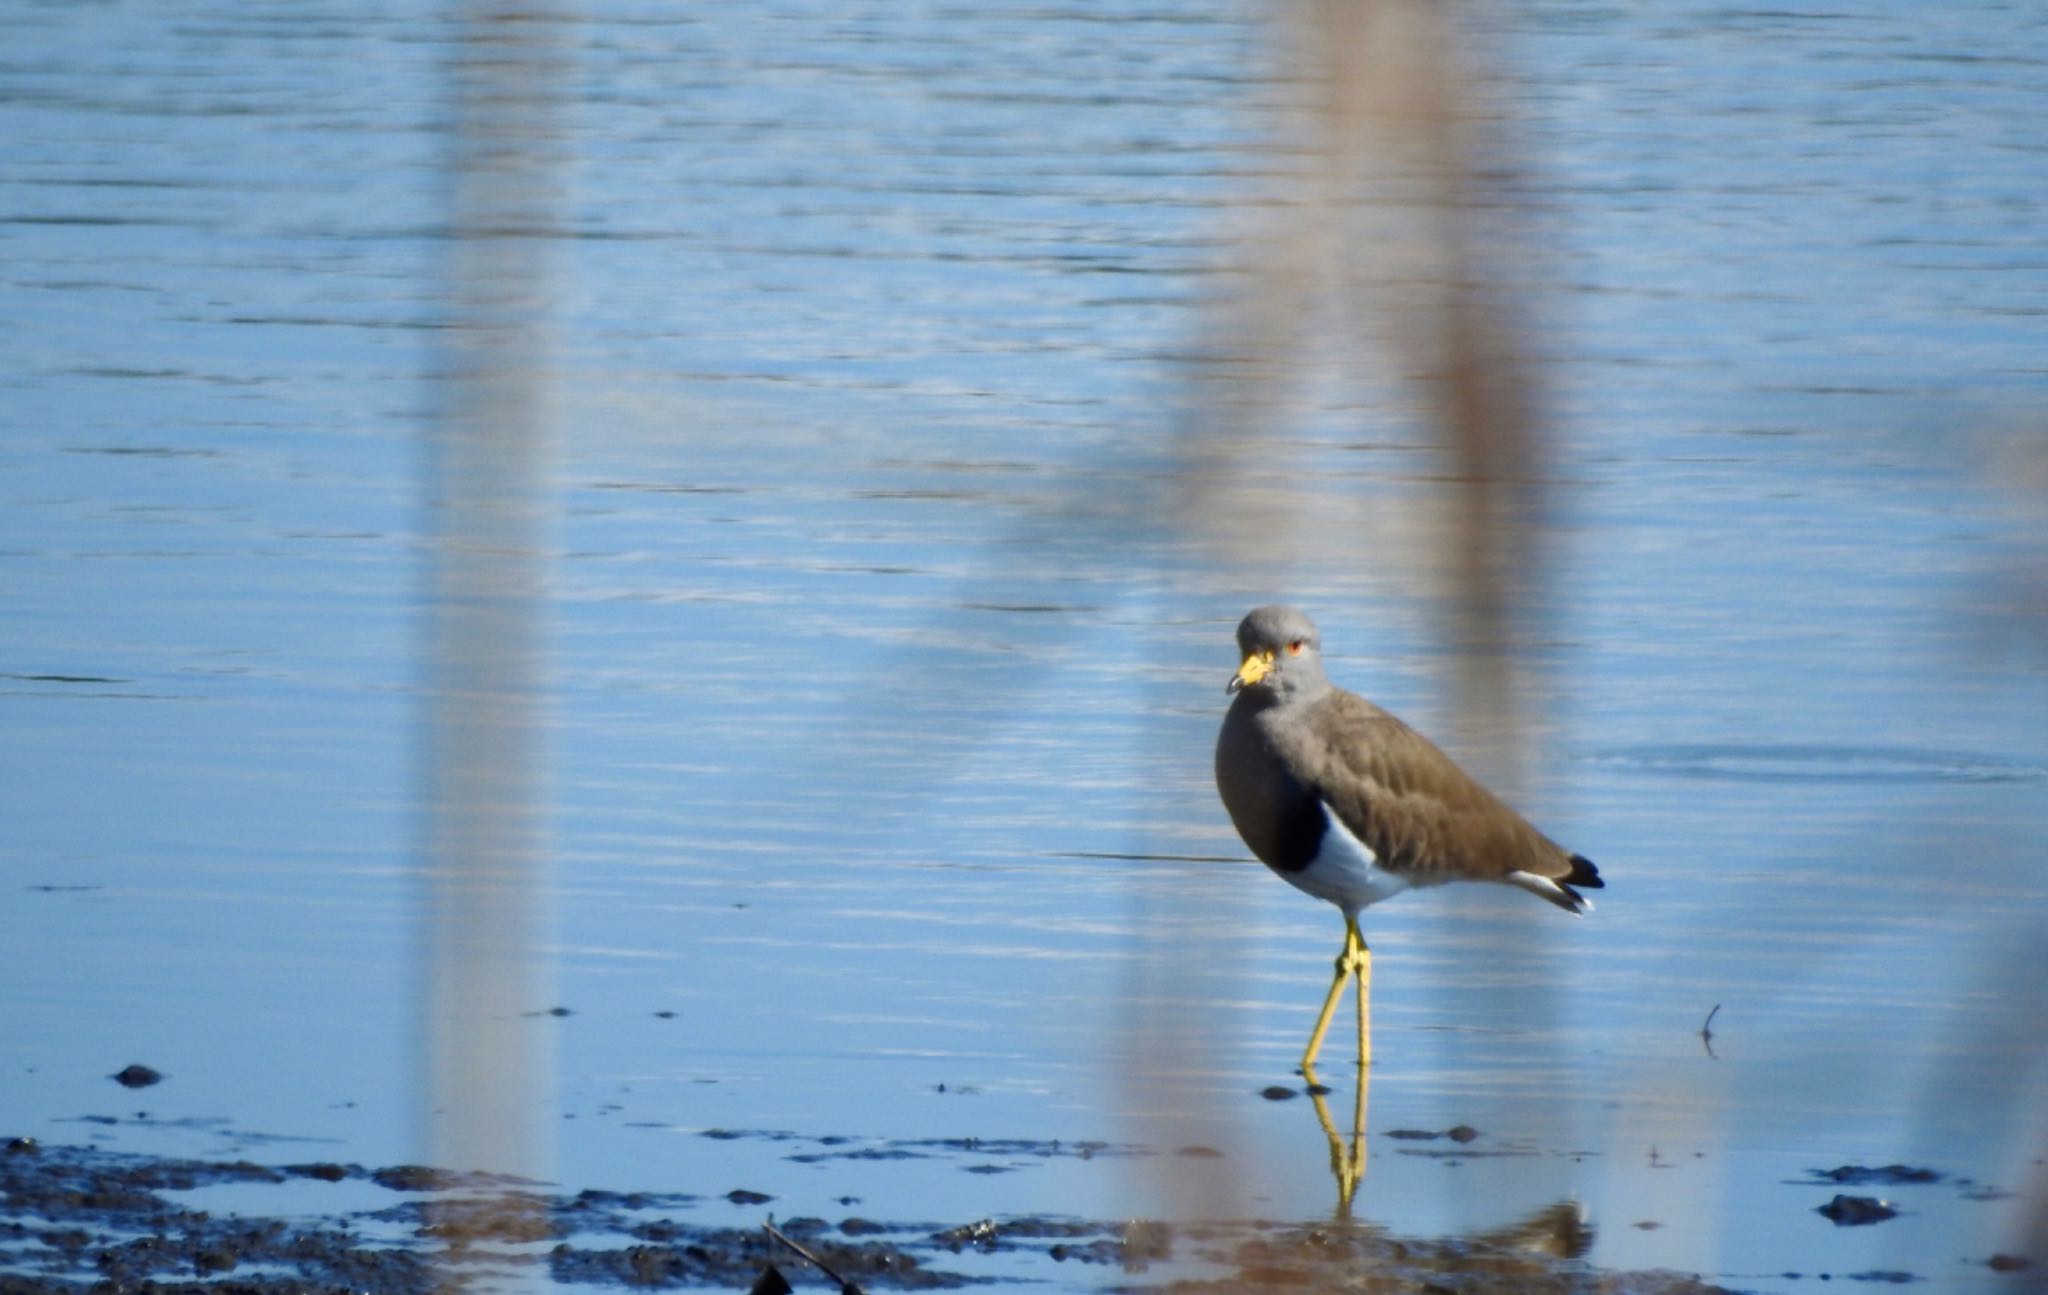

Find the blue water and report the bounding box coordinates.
[5,2,2047,1290]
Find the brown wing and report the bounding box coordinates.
[1289,690,1580,887]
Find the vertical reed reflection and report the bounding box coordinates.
[1980,430,2048,1283]
[1139,0,1552,1223]
[1172,0,1547,779]
[420,3,569,1280]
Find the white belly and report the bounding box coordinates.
[1273,802,1414,919]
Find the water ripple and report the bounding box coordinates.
[1581,743,2047,785]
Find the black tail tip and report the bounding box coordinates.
[1568,853,1604,889]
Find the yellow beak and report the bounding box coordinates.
[1227,650,1274,694]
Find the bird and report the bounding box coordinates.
[1214,604,1601,1076]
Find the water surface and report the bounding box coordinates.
[4,2,2047,1290]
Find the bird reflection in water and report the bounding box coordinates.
[1305,1053,1368,1213]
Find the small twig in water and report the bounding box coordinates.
[1700,1003,1722,1059]
[764,1219,864,1295]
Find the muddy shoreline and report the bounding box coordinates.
[0,1137,1750,1293]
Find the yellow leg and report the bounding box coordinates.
[1301,916,1369,1074]
[1348,930,1370,1194]
[1303,917,1373,1213]
[1354,923,1371,1072]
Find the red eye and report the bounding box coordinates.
[1286,641,1304,656]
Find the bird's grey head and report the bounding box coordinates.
[1227,604,1328,700]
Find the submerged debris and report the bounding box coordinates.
[765,1218,869,1294]
[931,1218,999,1251]
[749,1264,795,1295]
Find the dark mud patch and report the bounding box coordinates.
[1383,1126,1534,1164]
[0,1142,1746,1293]
[1383,1125,1480,1144]
[1817,1194,1900,1226]
[1804,1164,1941,1187]
[0,1144,975,1293]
